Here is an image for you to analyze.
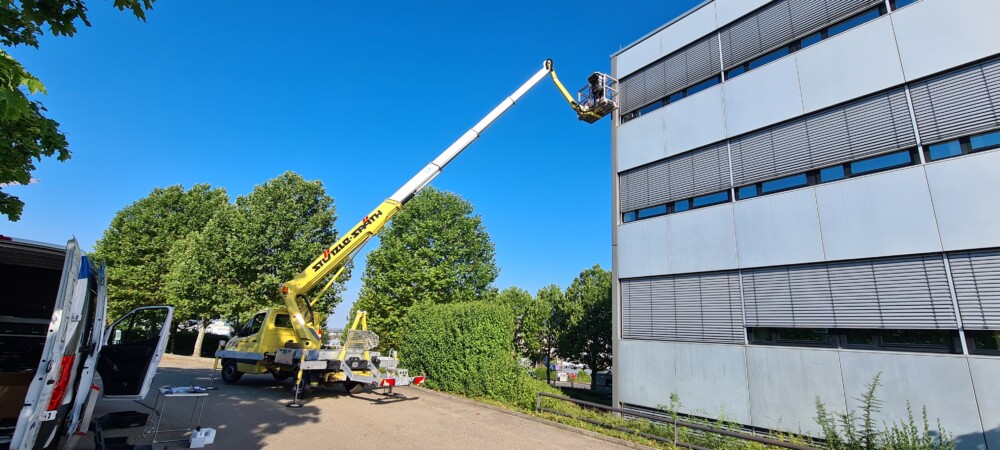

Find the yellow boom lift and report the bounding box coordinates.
[214,60,617,403]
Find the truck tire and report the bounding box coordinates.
[272,371,291,381]
[344,381,364,395]
[221,359,243,384]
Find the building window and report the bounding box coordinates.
[970,130,1000,151]
[620,76,723,124]
[737,185,758,200]
[686,76,720,96]
[927,140,963,161]
[924,129,1000,162]
[889,0,921,10]
[749,328,960,354]
[748,47,791,71]
[621,190,732,224]
[636,204,667,220]
[849,150,916,175]
[800,32,823,49]
[819,165,846,182]
[966,330,1000,355]
[734,149,918,202]
[692,191,730,208]
[750,328,835,347]
[828,8,882,37]
[724,5,886,81]
[761,173,809,195]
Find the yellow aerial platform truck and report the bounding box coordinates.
[215,60,617,402]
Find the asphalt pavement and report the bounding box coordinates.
[73,355,637,449]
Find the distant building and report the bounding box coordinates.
[611,0,1000,447]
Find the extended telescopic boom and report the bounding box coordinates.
[277,60,616,347]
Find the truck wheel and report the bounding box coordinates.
[221,360,243,384]
[272,371,291,381]
[344,381,364,395]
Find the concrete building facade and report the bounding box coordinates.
[610,0,1000,447]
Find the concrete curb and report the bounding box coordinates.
[410,386,654,449]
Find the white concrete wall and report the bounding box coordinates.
[668,204,738,274]
[622,342,996,449]
[892,0,1000,81]
[665,85,727,158]
[618,216,670,278]
[795,16,905,113]
[723,56,804,137]
[734,188,825,268]
[616,2,718,78]
[714,0,768,28]
[616,108,667,171]
[814,167,942,261]
[925,150,1000,252]
[746,346,847,435]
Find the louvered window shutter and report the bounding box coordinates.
[910,60,1000,144]
[721,0,882,70]
[730,88,915,187]
[949,250,1000,330]
[620,143,731,212]
[622,272,742,344]
[743,255,956,329]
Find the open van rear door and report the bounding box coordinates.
[96,306,173,400]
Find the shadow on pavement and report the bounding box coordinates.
[80,364,330,449]
[346,391,421,406]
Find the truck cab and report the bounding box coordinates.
[222,308,299,379]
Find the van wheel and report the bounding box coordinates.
[221,360,243,384]
[344,381,364,394]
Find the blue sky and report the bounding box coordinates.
[2,1,699,326]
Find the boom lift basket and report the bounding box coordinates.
[577,72,618,124]
[344,329,379,353]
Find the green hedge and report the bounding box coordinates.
[400,301,560,410]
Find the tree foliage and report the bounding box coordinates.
[229,171,345,319]
[497,286,550,364]
[535,283,563,368]
[351,187,498,351]
[97,172,344,356]
[163,207,244,355]
[0,0,155,221]
[94,184,229,319]
[553,264,612,389]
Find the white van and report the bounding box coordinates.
[0,236,172,450]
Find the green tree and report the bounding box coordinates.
[497,286,550,364]
[554,264,612,390]
[351,187,498,351]
[0,0,154,221]
[164,206,246,356]
[229,171,345,320]
[94,184,230,320]
[535,283,563,380]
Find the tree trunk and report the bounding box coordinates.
[192,319,207,357]
[168,321,180,354]
[589,359,598,391]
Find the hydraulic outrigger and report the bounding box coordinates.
[215,60,617,404]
